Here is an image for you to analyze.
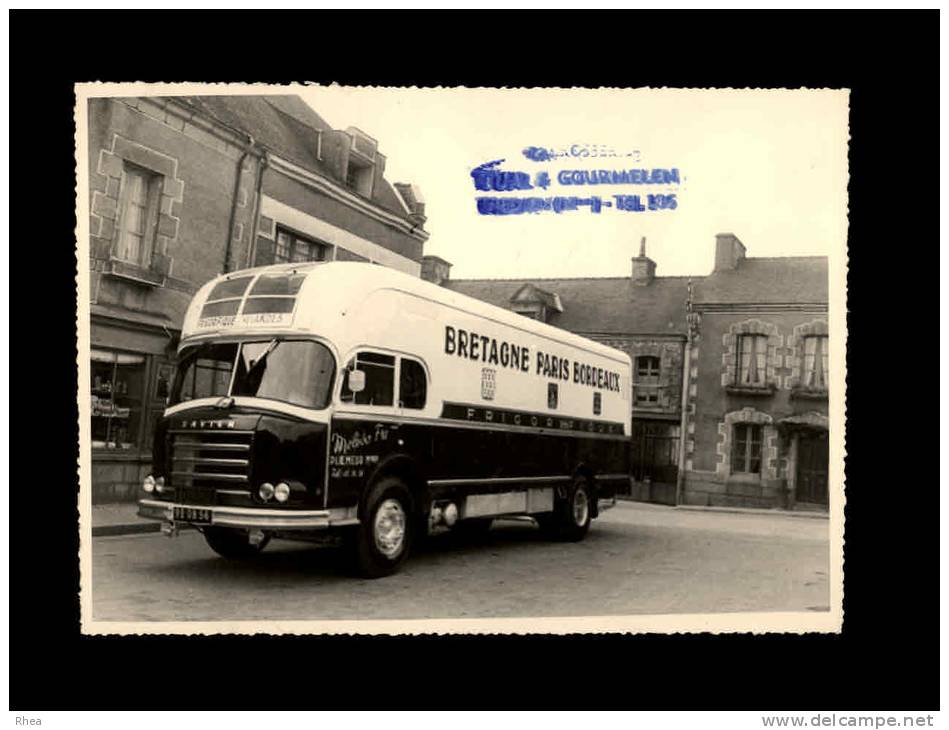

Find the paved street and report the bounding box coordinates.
[91,502,830,621]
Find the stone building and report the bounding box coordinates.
[86,94,428,502]
[682,234,829,509]
[426,233,829,510]
[429,238,690,504]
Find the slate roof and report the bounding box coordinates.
[444,255,828,335]
[695,256,828,305]
[443,276,693,336]
[172,95,411,220]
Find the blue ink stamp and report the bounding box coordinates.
[470,160,534,192]
[474,149,680,216]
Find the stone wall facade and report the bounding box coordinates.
[682,308,829,508]
[589,335,685,419]
[89,97,260,326]
[86,95,427,503]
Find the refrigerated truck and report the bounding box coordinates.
[138,261,632,577]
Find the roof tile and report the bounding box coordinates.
[695,256,828,304]
[444,276,692,335]
[169,95,411,219]
[445,255,828,335]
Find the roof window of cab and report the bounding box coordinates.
[200,271,307,319]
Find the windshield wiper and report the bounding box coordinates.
[247,339,280,372]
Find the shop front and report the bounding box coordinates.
[90,308,177,503]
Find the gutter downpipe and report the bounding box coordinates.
[246,150,269,269]
[223,135,255,274]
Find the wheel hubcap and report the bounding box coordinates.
[572,486,589,526]
[373,498,407,558]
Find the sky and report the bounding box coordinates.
[301,86,849,281]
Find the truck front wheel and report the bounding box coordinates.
[351,477,414,578]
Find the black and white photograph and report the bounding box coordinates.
[76,84,848,633]
[7,5,945,722]
[76,82,847,635]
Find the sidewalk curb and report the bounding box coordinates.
[92,522,196,537]
[93,500,827,537]
[615,496,828,520]
[92,522,160,537]
[675,505,829,520]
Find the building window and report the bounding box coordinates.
[736,334,768,386]
[634,355,661,406]
[803,335,828,390]
[341,351,395,407]
[274,227,327,264]
[116,163,162,266]
[399,358,427,410]
[512,305,544,321]
[91,348,146,450]
[345,156,374,197]
[731,423,763,474]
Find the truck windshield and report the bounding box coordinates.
[171,339,336,409]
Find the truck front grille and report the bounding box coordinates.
[169,430,254,505]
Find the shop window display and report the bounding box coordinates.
[91,348,145,450]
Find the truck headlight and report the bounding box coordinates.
[143,475,156,493]
[258,482,274,501]
[274,482,290,503]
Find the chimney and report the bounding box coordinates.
[395,182,427,227]
[631,236,657,286]
[421,255,452,286]
[714,232,746,271]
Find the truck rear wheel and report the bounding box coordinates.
[203,527,270,560]
[537,477,592,542]
[352,477,414,578]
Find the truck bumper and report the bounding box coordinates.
[137,499,359,531]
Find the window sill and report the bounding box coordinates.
[724,384,776,397]
[790,387,829,401]
[104,259,165,287]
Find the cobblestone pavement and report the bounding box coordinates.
[91,501,830,622]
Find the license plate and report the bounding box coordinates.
[174,506,212,524]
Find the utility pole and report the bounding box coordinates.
[675,279,700,506]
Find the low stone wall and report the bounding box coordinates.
[92,457,149,503]
[684,470,787,509]
[625,479,677,506]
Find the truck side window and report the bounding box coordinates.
[399,358,427,409]
[341,351,395,406]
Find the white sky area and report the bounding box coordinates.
[302,86,849,280]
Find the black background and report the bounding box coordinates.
[8,9,939,710]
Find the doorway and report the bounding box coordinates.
[796,430,829,506]
[631,420,680,504]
